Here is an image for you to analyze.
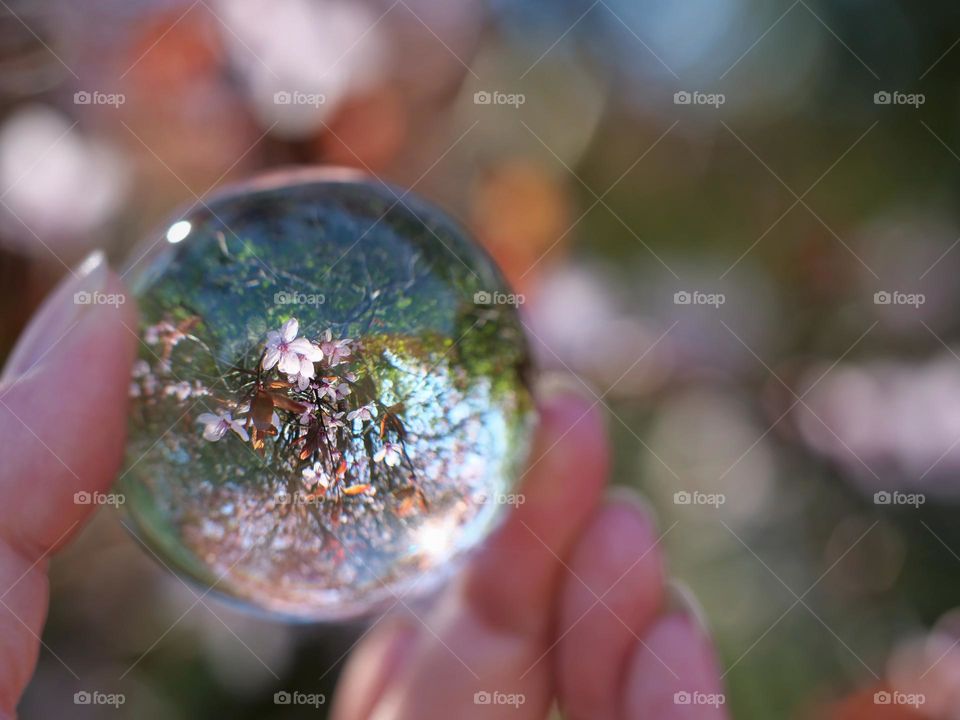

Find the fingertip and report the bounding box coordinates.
[604,485,660,531]
[521,381,610,511]
[623,610,729,719]
[557,491,666,720]
[574,489,664,587]
[463,384,610,637]
[534,377,608,474]
[665,581,712,640]
[2,251,136,381]
[0,263,138,556]
[332,614,419,720]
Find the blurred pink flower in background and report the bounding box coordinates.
[0,105,127,258]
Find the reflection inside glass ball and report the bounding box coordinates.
[121,169,533,620]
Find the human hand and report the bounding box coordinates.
[0,252,136,719]
[332,384,729,719]
[0,253,728,719]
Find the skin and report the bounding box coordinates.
[0,256,729,719]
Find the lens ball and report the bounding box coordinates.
[121,169,534,620]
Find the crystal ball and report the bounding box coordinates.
[120,169,534,620]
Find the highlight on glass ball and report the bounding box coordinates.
[121,169,534,620]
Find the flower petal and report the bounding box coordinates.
[286,337,309,353]
[262,346,281,371]
[203,423,227,441]
[281,318,299,342]
[230,422,250,442]
[298,357,316,378]
[278,352,301,375]
[287,337,313,355]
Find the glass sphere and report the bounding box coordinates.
[120,168,534,620]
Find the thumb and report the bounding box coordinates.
[0,251,137,715]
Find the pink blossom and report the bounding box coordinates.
[320,329,353,367]
[374,442,403,467]
[288,366,315,391]
[262,318,323,378]
[197,411,249,442]
[318,377,351,403]
[298,403,318,425]
[301,462,330,490]
[347,403,378,423]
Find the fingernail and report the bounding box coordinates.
[606,485,659,532]
[665,580,711,637]
[534,371,596,405]
[2,251,109,381]
[534,372,599,427]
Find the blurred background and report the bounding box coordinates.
[3,0,960,717]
